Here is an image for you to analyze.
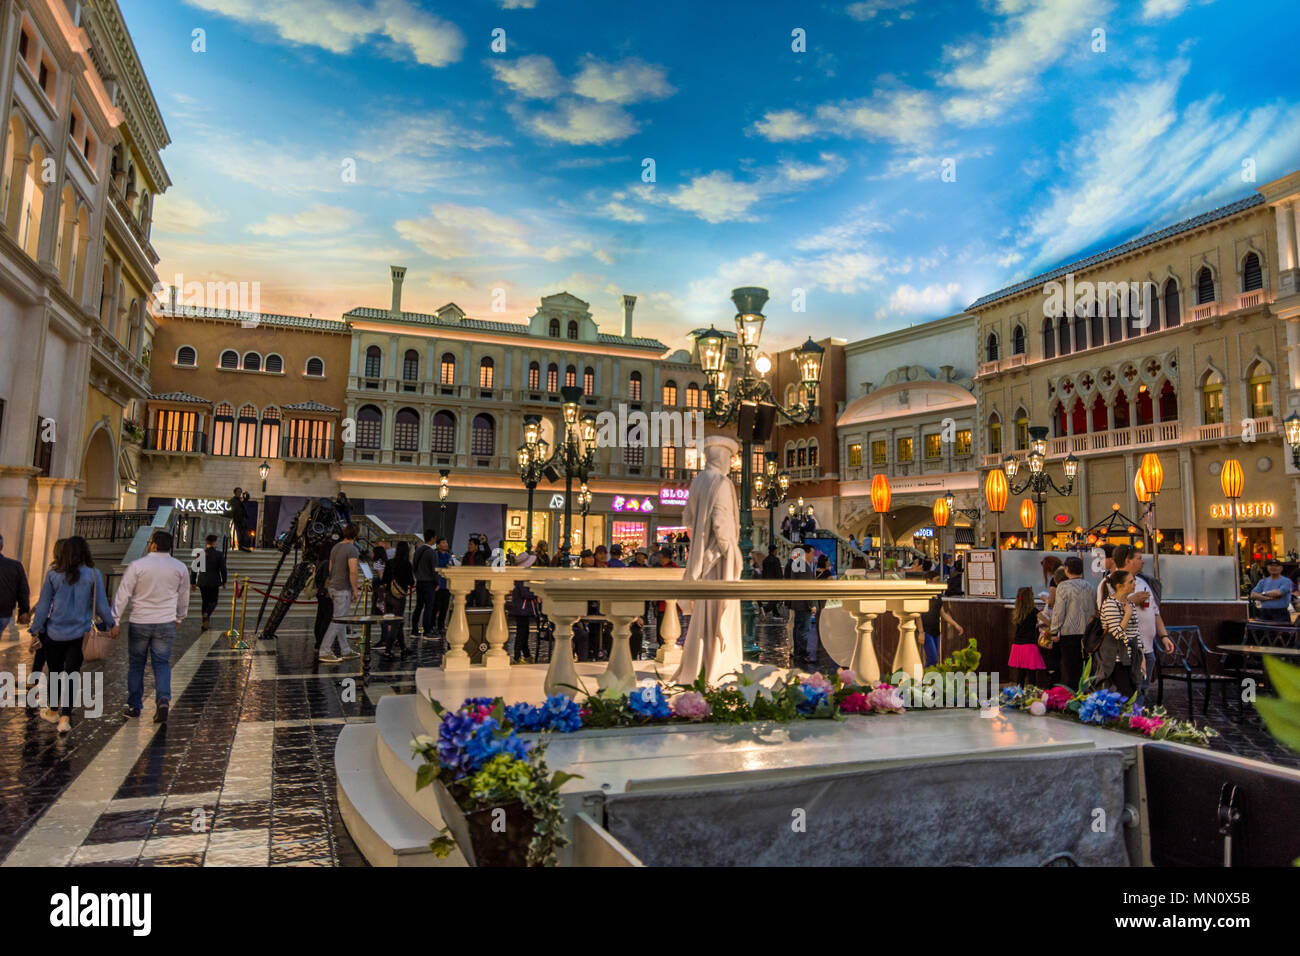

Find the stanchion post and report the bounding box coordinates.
[234,575,250,649]
[223,577,241,644]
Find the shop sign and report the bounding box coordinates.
[1210,502,1276,520]
[613,495,655,513]
[174,498,230,515]
[549,494,566,510]
[1053,513,1072,525]
[913,527,935,538]
[659,486,689,506]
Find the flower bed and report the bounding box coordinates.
[998,683,1217,746]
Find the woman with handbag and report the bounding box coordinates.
[28,536,115,734]
[509,551,540,662]
[379,541,413,657]
[1008,586,1046,687]
[1096,570,1145,699]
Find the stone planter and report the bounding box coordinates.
[432,781,537,867]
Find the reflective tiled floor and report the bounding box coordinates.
[0,610,1294,867]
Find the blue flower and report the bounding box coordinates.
[1001,686,1022,704]
[1078,690,1125,725]
[539,693,582,732]
[504,702,543,731]
[627,684,672,719]
[796,685,828,715]
[462,717,532,772]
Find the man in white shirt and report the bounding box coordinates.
[112,530,190,723]
[1122,548,1173,712]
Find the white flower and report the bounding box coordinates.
[719,663,788,705]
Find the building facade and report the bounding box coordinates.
[0,0,163,571]
[972,180,1299,561]
[835,313,980,557]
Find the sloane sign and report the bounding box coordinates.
[174,498,231,515]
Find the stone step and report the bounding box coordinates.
[374,694,451,832]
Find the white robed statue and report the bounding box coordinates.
[673,435,743,686]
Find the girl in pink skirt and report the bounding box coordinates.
[1008,586,1046,686]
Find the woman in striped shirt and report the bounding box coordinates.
[1096,570,1145,698]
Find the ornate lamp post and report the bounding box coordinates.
[985,467,1009,587]
[1139,452,1164,580]
[871,474,891,579]
[438,469,450,538]
[942,489,981,562]
[752,451,790,549]
[544,385,598,565]
[1285,413,1300,466]
[517,414,549,554]
[694,287,824,649]
[1002,426,1077,550]
[579,482,592,551]
[1221,458,1245,596]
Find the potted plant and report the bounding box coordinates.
[412,695,580,867]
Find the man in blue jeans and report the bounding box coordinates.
[112,530,191,723]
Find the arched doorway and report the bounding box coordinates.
[79,426,117,511]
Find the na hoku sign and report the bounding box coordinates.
[174,498,231,515]
[1210,502,1276,521]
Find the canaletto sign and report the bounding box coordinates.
[1209,502,1277,521]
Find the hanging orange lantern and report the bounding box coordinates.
[985,468,1008,514]
[1019,498,1037,531]
[932,496,950,528]
[870,474,891,514]
[1220,458,1244,500]
[1134,472,1150,504]
[1139,453,1164,497]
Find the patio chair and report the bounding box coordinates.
[1156,625,1235,717]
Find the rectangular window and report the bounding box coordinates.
[286,419,333,459]
[924,433,942,460]
[235,417,259,457]
[661,445,676,471]
[439,359,455,385]
[1015,419,1029,451]
[212,418,233,456]
[584,370,594,395]
[154,409,198,453]
[871,440,886,466]
[1202,388,1224,425]
[896,436,913,462]
[955,429,972,455]
[260,418,280,459]
[528,366,539,390]
[848,443,862,468]
[480,364,494,389]
[989,423,1002,455]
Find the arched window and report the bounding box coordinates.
[808,439,819,468]
[364,346,382,379]
[985,333,999,362]
[1014,410,1029,451]
[1113,391,1131,429]
[265,354,284,374]
[1041,318,1055,360]
[1140,284,1159,334]
[796,440,808,467]
[1200,370,1224,425]
[988,414,1002,455]
[1011,324,1026,355]
[431,410,456,454]
[1243,252,1263,292]
[243,352,261,372]
[528,361,540,390]
[356,405,382,449]
[1158,381,1178,422]
[547,363,558,392]
[305,357,324,376]
[548,318,560,338]
[1091,393,1107,432]
[1073,308,1088,351]
[402,349,419,381]
[1107,303,1122,344]
[1196,267,1215,304]
[584,366,595,395]
[629,370,642,401]
[1247,362,1273,419]
[1089,302,1104,348]
[394,407,419,452]
[785,440,796,468]
[1136,385,1154,427]
[565,364,576,388]
[471,414,495,456]
[440,352,456,385]
[176,346,197,367]
[663,380,677,405]
[261,406,281,458]
[479,356,495,389]
[567,320,579,340]
[220,349,238,370]
[686,383,700,408]
[1057,315,1071,356]
[18,140,48,259]
[1163,278,1180,328]
[235,404,259,456]
[212,403,234,456]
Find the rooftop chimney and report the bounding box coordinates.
[621,294,637,338]
[390,266,407,316]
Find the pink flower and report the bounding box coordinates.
[873,681,895,691]
[802,672,833,694]
[1043,686,1073,711]
[1028,700,1047,716]
[838,669,859,687]
[1128,714,1165,736]
[840,691,870,714]
[670,691,711,721]
[866,686,905,714]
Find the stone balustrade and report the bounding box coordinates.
[439,567,944,697]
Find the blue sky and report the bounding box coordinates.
[125,0,1300,352]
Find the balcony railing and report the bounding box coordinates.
[978,360,1000,377]
[281,436,336,461]
[1191,302,1216,322]
[143,429,207,455]
[1238,290,1268,310]
[1005,354,1027,369]
[979,417,1277,468]
[74,510,154,541]
[785,465,823,481]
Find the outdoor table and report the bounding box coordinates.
[330,613,400,682]
[1215,643,1300,707]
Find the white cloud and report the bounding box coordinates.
[750,109,819,142]
[571,57,675,104]
[846,0,916,24]
[815,88,940,145]
[1140,0,1189,20]
[520,99,639,144]
[184,0,464,67]
[153,193,229,235]
[795,206,890,251]
[499,0,538,8]
[593,249,615,265]
[490,55,565,99]
[602,199,646,223]
[660,172,762,223]
[247,203,361,236]
[883,281,964,315]
[395,204,537,259]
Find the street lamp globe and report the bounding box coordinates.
[1003,454,1020,479]
[258,461,270,482]
[695,327,726,375]
[580,414,598,445]
[1286,412,1300,448]
[517,446,531,470]
[778,472,790,493]
[523,415,541,446]
[795,337,825,396]
[755,354,772,376]
[1064,453,1079,480]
